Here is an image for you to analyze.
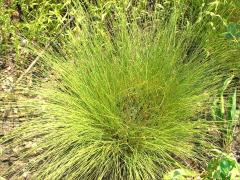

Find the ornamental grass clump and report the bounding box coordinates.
[1,3,240,180]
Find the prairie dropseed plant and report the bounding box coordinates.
[1,2,240,180]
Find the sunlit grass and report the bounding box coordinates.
[1,2,239,179]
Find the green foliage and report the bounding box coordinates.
[1,3,240,179]
[0,1,240,180]
[163,168,199,180]
[1,0,239,70]
[223,23,240,47]
[0,0,70,66]
[212,76,240,152]
[0,0,71,41]
[204,152,240,180]
[165,152,240,180]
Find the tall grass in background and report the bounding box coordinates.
[1,1,240,179]
[1,0,239,70]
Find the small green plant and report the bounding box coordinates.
[166,152,240,180]
[212,76,240,152]
[163,168,199,180]
[223,23,240,47]
[204,151,240,180]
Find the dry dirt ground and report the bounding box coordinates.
[0,53,39,179]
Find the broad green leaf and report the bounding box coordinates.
[163,169,198,180]
[220,159,234,172]
[227,23,237,34]
[224,32,234,39]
